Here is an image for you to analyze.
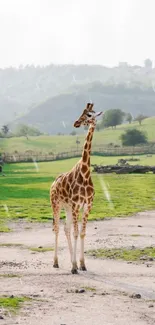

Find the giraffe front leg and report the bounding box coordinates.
[71,210,79,274]
[64,208,73,265]
[80,205,91,271]
[52,205,60,268]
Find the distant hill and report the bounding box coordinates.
[2,116,155,154]
[12,83,155,134]
[1,63,155,127]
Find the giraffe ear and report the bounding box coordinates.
[95,111,103,117]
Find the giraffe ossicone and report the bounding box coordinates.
[50,103,103,274]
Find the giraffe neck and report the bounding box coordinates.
[81,124,95,169]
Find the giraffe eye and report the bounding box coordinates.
[87,113,92,118]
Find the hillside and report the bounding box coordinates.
[1,63,155,128]
[12,83,155,134]
[1,116,155,154]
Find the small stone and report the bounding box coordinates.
[94,227,97,229]
[78,289,85,293]
[140,256,147,261]
[130,293,141,299]
[9,295,14,298]
[75,289,79,293]
[38,246,43,249]
[0,316,4,320]
[149,257,154,261]
[40,289,44,292]
[148,304,154,308]
[138,225,142,227]
[146,264,151,268]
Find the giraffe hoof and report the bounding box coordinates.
[71,268,78,274]
[80,266,87,271]
[53,263,59,268]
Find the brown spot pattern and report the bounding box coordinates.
[81,164,87,174]
[80,186,85,196]
[73,185,79,194]
[62,189,67,197]
[86,186,94,197]
[83,150,87,163]
[77,172,83,184]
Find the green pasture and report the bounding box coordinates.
[0,116,155,154]
[87,247,155,261]
[0,155,155,231]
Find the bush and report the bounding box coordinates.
[70,131,76,136]
[120,129,148,146]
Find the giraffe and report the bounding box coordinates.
[50,103,102,274]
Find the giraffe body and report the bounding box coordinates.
[50,103,102,273]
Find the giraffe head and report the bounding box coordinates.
[74,103,102,128]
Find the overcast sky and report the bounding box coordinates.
[0,0,154,68]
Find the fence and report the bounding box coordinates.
[2,144,155,163]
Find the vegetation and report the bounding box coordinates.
[1,125,9,136]
[1,116,155,154]
[0,296,30,312]
[101,109,125,129]
[30,247,53,252]
[87,247,155,261]
[126,113,133,124]
[0,156,155,230]
[135,114,147,126]
[14,124,42,138]
[0,274,19,278]
[120,129,148,146]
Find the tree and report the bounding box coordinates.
[15,124,42,138]
[96,123,100,132]
[120,129,148,146]
[126,113,132,124]
[134,114,147,126]
[1,125,9,136]
[101,109,125,129]
[70,130,76,136]
[144,58,152,70]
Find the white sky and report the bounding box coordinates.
[0,0,154,68]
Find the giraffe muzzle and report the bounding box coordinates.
[74,120,81,128]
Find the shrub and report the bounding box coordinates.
[120,129,148,146]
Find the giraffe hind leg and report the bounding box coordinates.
[71,208,79,274]
[64,208,73,266]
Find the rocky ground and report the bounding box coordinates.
[0,211,155,325]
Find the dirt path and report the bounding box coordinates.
[0,211,155,325]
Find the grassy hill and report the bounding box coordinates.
[1,116,155,154]
[11,83,155,134]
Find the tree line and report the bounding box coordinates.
[0,124,42,139]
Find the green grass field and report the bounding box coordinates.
[87,247,155,261]
[0,155,155,231]
[1,116,155,154]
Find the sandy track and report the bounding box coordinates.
[0,211,155,325]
